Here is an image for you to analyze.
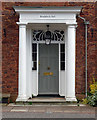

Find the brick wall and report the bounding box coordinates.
[95,2,97,79]
[0,2,2,93]
[2,2,96,99]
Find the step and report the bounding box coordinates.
[28,97,66,103]
[14,97,77,105]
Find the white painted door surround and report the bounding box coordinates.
[13,6,82,101]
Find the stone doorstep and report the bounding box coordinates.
[11,97,78,106]
[27,98,66,103]
[27,98,77,104]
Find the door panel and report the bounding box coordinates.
[39,44,59,94]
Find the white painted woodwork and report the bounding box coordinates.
[65,25,77,101]
[26,28,32,98]
[60,71,65,96]
[16,24,28,101]
[14,6,81,101]
[14,6,81,24]
[32,71,38,96]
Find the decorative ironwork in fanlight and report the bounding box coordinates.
[33,30,64,42]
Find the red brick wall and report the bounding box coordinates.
[2,2,96,97]
[0,2,2,93]
[95,2,97,80]
[2,2,19,95]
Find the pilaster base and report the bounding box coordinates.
[66,97,77,102]
[16,96,28,102]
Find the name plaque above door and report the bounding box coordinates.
[40,15,56,18]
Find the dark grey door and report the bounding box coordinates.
[39,44,59,94]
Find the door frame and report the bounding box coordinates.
[38,43,60,95]
[14,6,81,101]
[31,25,66,97]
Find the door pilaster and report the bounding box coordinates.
[66,24,77,101]
[16,23,28,101]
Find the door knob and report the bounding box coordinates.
[47,67,50,70]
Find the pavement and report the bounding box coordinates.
[1,104,97,119]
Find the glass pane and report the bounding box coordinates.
[61,44,65,52]
[61,53,65,61]
[60,31,64,34]
[61,35,64,41]
[32,61,37,70]
[57,33,61,38]
[61,62,65,70]
[32,43,37,52]
[54,34,57,41]
[32,43,37,70]
[32,53,37,61]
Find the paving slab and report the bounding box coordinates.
[2,104,96,118]
[8,103,86,106]
[2,106,13,112]
[11,109,28,112]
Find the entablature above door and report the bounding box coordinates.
[13,6,82,25]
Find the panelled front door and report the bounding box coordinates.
[39,44,59,94]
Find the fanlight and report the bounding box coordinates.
[33,25,64,44]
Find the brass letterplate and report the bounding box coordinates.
[44,72,53,76]
[44,72,49,75]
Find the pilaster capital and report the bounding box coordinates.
[16,22,28,25]
[16,22,28,28]
[67,24,77,28]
